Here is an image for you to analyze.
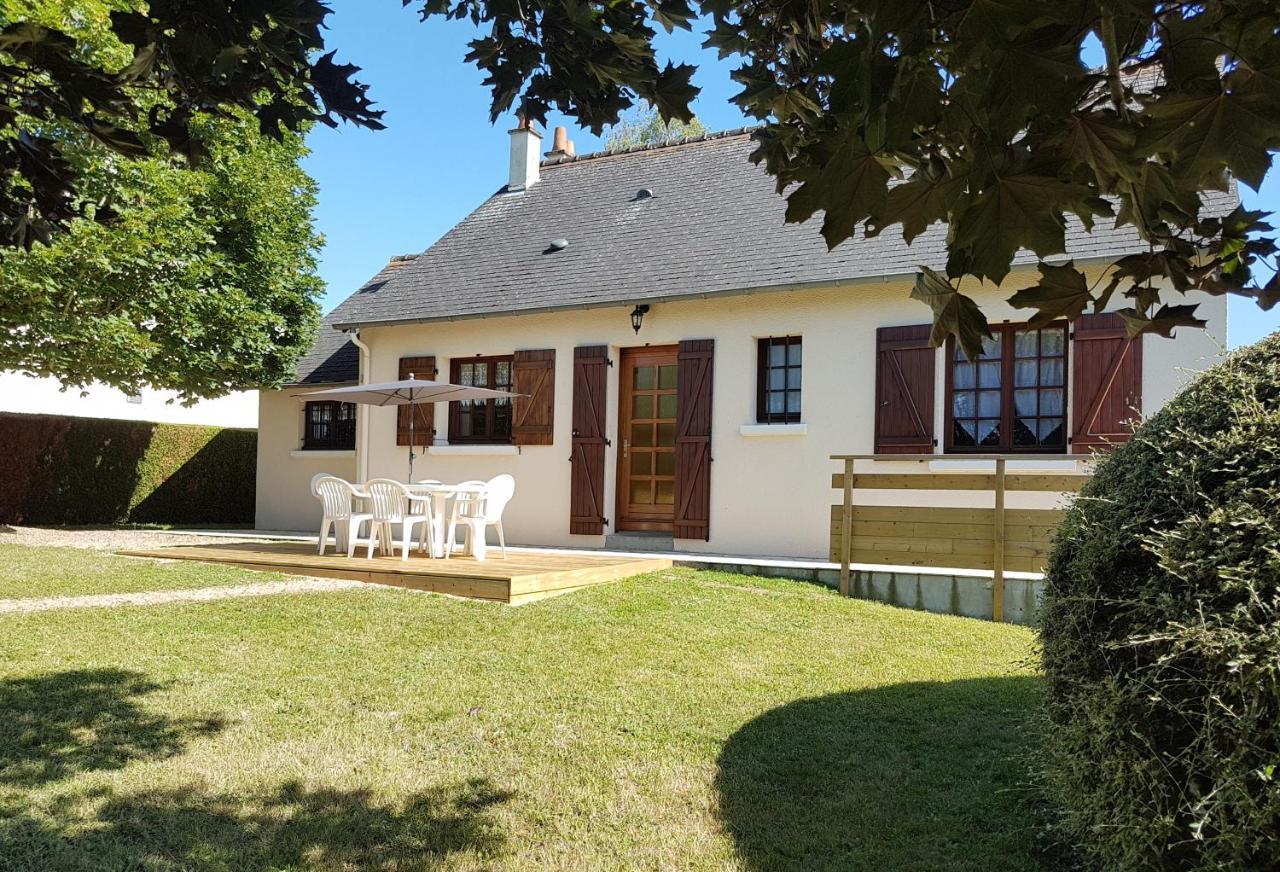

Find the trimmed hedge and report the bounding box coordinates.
[1038,332,1280,868]
[0,412,256,526]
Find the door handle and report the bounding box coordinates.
[623,439,630,459]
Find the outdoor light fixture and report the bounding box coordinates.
[630,304,650,334]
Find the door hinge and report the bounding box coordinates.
[606,358,614,367]
[602,517,610,526]
[604,438,612,447]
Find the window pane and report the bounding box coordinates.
[656,480,675,505]
[953,419,977,446]
[632,395,654,418]
[785,392,801,414]
[494,401,512,436]
[1040,388,1064,416]
[630,480,653,505]
[979,361,1001,388]
[1014,330,1038,358]
[978,390,1001,417]
[656,452,675,476]
[631,423,653,447]
[980,334,1002,359]
[1039,419,1065,444]
[1014,389,1038,416]
[768,342,786,367]
[1013,417,1038,446]
[767,392,784,413]
[768,369,785,391]
[454,412,473,438]
[787,341,802,365]
[631,452,653,474]
[1041,329,1065,356]
[658,365,678,389]
[656,422,676,445]
[495,361,510,386]
[458,364,474,385]
[635,366,655,389]
[1040,359,1064,386]
[954,362,976,389]
[977,420,1001,445]
[1014,360,1038,387]
[953,391,975,417]
[658,394,677,418]
[474,362,488,386]
[786,368,801,389]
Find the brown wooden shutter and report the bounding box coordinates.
[674,339,714,541]
[569,346,608,534]
[1071,312,1143,453]
[875,325,935,454]
[512,349,555,445]
[396,355,436,447]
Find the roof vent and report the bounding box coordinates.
[545,237,569,253]
[634,188,654,201]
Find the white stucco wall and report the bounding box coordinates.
[255,270,1226,558]
[0,371,258,428]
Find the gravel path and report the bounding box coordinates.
[0,525,287,551]
[0,576,367,614]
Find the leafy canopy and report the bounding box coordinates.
[0,1,334,399]
[407,0,1280,357]
[604,105,707,151]
[0,0,381,249]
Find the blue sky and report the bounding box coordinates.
[303,1,1279,348]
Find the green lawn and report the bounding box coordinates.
[0,545,291,599]
[0,550,1044,870]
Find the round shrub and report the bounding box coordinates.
[1039,331,1280,869]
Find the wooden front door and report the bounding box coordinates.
[617,345,679,531]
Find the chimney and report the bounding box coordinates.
[546,125,576,160]
[508,115,543,191]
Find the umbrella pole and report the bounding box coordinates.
[408,399,416,481]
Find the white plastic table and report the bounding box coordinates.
[407,482,487,560]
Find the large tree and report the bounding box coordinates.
[411,0,1279,355]
[605,105,707,151]
[0,0,353,398]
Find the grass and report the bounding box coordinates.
[0,551,1045,870]
[0,545,290,600]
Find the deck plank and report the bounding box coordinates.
[118,542,671,604]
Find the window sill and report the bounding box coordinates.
[931,457,1077,471]
[739,423,808,437]
[290,449,355,459]
[427,444,519,456]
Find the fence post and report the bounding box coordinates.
[839,458,854,597]
[992,457,1006,622]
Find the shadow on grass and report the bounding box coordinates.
[0,778,513,870]
[0,668,224,786]
[715,676,1045,872]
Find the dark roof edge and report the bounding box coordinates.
[330,254,1115,331]
[541,125,761,168]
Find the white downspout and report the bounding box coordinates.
[346,328,371,482]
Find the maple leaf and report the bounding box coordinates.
[1008,261,1092,327]
[950,173,1097,283]
[1141,90,1277,190]
[868,169,961,243]
[911,267,992,359]
[1057,110,1136,186]
[1117,304,1207,338]
[784,135,891,249]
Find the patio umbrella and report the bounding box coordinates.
[297,375,521,480]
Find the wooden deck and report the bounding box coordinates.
[119,542,672,605]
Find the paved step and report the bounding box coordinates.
[604,531,675,552]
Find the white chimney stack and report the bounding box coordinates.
[508,117,542,191]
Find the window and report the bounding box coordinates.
[303,401,356,450]
[947,324,1067,452]
[126,393,143,405]
[449,355,513,443]
[756,336,802,424]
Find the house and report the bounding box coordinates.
[255,125,1229,559]
[0,371,257,429]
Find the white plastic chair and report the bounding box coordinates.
[314,476,373,558]
[445,475,514,560]
[363,478,432,560]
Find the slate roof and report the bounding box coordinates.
[296,127,1237,383]
[288,256,416,385]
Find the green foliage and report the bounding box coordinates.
[0,0,380,248]
[1038,331,1280,868]
[604,105,707,151]
[414,0,1280,354]
[0,412,256,526]
[0,2,327,399]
